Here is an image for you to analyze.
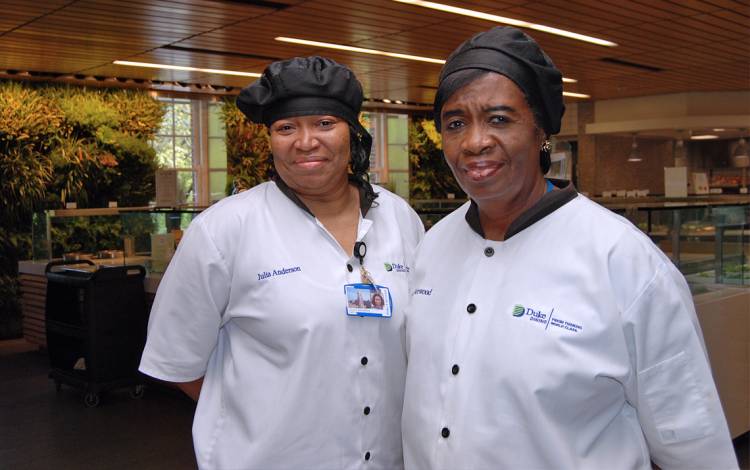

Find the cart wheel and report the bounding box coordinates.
[130,384,145,399]
[54,380,62,393]
[83,392,100,408]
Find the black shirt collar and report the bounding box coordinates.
[465,179,577,240]
[274,176,377,218]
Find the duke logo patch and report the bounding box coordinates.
[510,304,583,333]
[384,262,410,273]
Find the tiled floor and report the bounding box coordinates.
[1,338,748,469]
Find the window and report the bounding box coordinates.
[386,114,409,199]
[363,112,410,200]
[361,112,382,182]
[207,102,228,203]
[154,98,196,204]
[152,97,229,206]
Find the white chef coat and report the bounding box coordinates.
[140,180,424,470]
[402,185,737,470]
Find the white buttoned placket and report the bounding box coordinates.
[433,236,514,465]
[316,215,381,467]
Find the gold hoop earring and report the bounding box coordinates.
[541,140,552,152]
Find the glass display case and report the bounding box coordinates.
[31,207,202,273]
[614,201,749,290]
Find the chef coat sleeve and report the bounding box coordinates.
[139,216,230,383]
[621,261,738,469]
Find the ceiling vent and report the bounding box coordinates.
[161,45,279,62]
[599,58,663,72]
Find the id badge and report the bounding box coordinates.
[344,283,392,318]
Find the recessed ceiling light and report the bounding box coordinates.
[690,135,719,140]
[113,60,262,77]
[394,100,404,104]
[382,99,393,103]
[712,128,726,132]
[563,91,590,99]
[392,0,618,47]
[562,78,577,83]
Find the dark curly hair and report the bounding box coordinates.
[349,125,378,203]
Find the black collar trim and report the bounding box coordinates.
[465,179,577,240]
[273,176,377,218]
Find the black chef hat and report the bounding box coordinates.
[237,56,364,129]
[434,26,565,136]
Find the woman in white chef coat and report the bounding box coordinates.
[401,27,737,470]
[140,56,424,470]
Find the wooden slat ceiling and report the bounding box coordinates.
[0,0,747,105]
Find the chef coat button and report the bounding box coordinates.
[441,427,450,438]
[466,303,476,314]
[451,364,459,375]
[360,356,368,366]
[364,406,371,415]
[484,247,494,257]
[347,263,354,272]
[364,451,371,461]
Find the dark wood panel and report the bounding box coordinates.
[698,11,750,32]
[0,0,747,102]
[703,0,750,15]
[670,0,725,13]
[711,8,750,23]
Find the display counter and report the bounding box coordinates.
[30,206,202,263]
[608,199,749,286]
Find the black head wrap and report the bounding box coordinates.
[434,26,565,136]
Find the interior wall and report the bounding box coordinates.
[688,140,735,171]
[594,136,674,195]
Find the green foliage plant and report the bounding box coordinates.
[106,90,165,138]
[94,126,158,206]
[52,89,124,134]
[0,83,61,218]
[409,118,465,200]
[0,82,62,146]
[221,99,271,193]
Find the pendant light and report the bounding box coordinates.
[627,134,642,162]
[673,130,687,167]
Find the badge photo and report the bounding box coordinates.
[344,284,392,318]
